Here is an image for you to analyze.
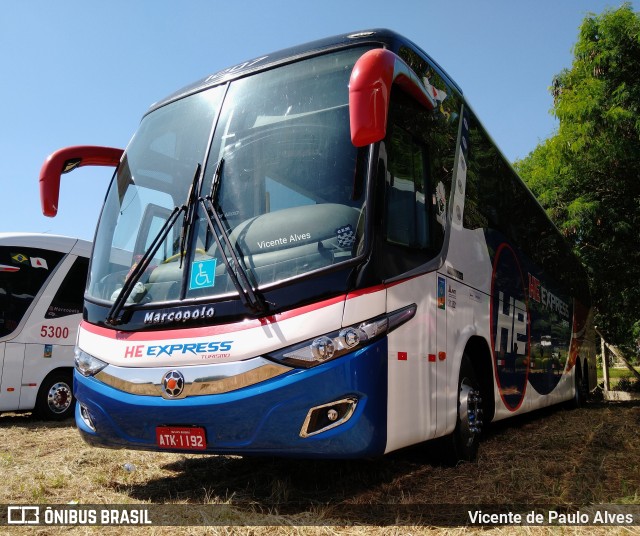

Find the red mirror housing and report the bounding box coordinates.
[349,48,437,147]
[40,145,123,217]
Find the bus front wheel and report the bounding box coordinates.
[34,371,75,421]
[439,355,484,464]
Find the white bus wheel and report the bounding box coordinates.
[34,372,75,421]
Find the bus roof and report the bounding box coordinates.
[147,28,463,115]
[0,232,91,257]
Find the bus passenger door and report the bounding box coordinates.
[18,254,88,411]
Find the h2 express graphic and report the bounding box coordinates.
[490,240,575,407]
[491,243,530,410]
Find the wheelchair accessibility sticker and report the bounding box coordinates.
[190,258,217,290]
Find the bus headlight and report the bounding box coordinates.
[74,347,108,377]
[338,327,362,349]
[266,304,416,368]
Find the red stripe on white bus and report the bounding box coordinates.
[80,285,388,342]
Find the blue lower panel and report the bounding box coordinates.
[75,339,388,458]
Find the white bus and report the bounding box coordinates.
[0,233,90,420]
[39,29,596,461]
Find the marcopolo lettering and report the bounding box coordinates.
[143,306,215,325]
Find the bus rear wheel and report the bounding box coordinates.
[34,371,75,421]
[568,361,589,409]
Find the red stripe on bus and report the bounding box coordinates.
[82,284,395,342]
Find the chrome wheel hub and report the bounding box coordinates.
[47,382,72,414]
[459,384,483,446]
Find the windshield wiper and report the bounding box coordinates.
[209,157,224,203]
[204,158,224,251]
[179,164,202,269]
[105,164,202,325]
[199,161,267,313]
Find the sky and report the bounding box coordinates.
[0,0,636,242]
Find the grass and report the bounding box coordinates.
[597,367,636,380]
[597,366,640,393]
[0,399,639,535]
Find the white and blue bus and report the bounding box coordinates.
[40,29,595,461]
[0,233,90,420]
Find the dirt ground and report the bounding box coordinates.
[0,398,638,535]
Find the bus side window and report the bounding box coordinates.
[386,126,429,249]
[376,83,458,280]
[45,256,89,319]
[0,247,65,338]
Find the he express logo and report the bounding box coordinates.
[528,273,570,319]
[124,340,233,358]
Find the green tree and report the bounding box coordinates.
[515,4,640,351]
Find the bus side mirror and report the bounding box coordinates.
[349,48,438,147]
[40,145,123,217]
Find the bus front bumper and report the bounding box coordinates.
[74,339,387,458]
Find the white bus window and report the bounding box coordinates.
[0,247,64,338]
[45,256,89,319]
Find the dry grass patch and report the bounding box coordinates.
[0,399,638,534]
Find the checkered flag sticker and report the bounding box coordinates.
[336,224,356,248]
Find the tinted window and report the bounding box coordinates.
[88,47,372,307]
[464,109,590,303]
[46,256,89,319]
[0,247,64,338]
[386,126,430,248]
[377,82,459,278]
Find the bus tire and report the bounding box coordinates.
[439,355,484,464]
[569,361,588,409]
[34,371,75,421]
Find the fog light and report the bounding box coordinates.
[79,403,96,431]
[300,397,358,437]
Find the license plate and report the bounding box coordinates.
[156,426,207,450]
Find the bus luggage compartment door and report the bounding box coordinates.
[0,342,25,411]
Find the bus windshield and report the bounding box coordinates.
[87,46,371,308]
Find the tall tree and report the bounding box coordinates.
[515,4,640,351]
